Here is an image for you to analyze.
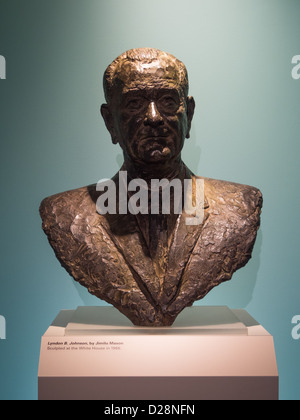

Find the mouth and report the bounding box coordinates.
[150,147,172,159]
[133,131,174,162]
[140,128,170,141]
[141,140,173,161]
[140,134,168,142]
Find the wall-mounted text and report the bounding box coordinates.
[291,315,300,340]
[0,315,6,340]
[0,55,6,79]
[292,55,300,80]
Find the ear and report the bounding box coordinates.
[100,104,118,144]
[186,96,195,139]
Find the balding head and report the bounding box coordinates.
[103,48,189,105]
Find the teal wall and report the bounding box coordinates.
[0,0,299,400]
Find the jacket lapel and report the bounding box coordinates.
[163,203,209,302]
[92,173,210,310]
[102,211,163,306]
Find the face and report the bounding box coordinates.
[102,60,195,167]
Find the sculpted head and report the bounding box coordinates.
[101,48,195,167]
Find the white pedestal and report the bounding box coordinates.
[38,306,278,400]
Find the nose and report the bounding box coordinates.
[144,102,164,127]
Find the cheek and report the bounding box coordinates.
[120,114,143,137]
[114,114,133,142]
[167,109,188,135]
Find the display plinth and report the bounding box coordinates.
[38,306,278,400]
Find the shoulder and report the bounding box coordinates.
[39,184,97,231]
[196,176,263,218]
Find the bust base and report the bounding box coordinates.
[38,306,278,400]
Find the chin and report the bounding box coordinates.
[143,151,173,164]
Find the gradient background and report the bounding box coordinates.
[0,0,299,400]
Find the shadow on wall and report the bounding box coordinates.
[229,228,262,308]
[182,125,202,174]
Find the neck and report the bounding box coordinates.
[122,156,188,184]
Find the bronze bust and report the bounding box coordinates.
[40,48,262,326]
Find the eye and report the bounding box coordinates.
[125,98,145,111]
[158,96,179,113]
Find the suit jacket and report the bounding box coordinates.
[40,172,262,326]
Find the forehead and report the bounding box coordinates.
[115,59,184,95]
